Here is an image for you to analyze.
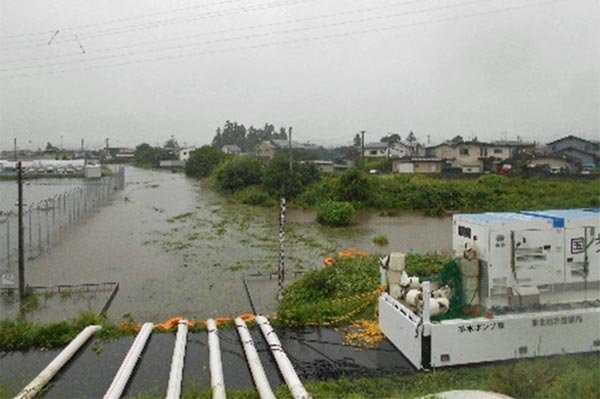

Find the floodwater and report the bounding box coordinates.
[15,167,451,322]
[0,177,89,213]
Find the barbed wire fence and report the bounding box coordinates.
[0,167,125,288]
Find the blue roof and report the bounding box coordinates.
[521,209,599,228]
[454,212,543,223]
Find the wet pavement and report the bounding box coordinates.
[0,327,413,398]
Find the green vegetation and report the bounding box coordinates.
[277,254,449,327]
[0,312,125,351]
[134,143,177,168]
[298,172,600,215]
[185,146,226,178]
[234,186,272,206]
[211,156,265,193]
[261,154,320,198]
[372,234,389,246]
[316,201,355,227]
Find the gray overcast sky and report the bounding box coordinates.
[0,0,598,150]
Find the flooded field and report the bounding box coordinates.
[11,167,451,322]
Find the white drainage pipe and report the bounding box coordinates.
[14,325,101,399]
[234,317,275,399]
[104,322,154,399]
[255,315,312,399]
[166,320,188,399]
[207,319,226,399]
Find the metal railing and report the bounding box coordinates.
[0,168,125,287]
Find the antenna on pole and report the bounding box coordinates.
[288,127,293,173]
[47,30,60,45]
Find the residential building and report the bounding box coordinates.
[304,160,334,173]
[526,155,574,173]
[363,141,421,158]
[179,147,196,162]
[255,139,319,160]
[547,135,599,168]
[392,157,445,174]
[426,140,485,173]
[221,144,241,155]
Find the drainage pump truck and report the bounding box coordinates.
[378,208,600,369]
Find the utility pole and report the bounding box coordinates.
[17,161,25,299]
[13,138,17,161]
[360,130,365,170]
[288,127,293,173]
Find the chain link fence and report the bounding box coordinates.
[0,168,125,288]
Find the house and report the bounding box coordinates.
[392,157,445,174]
[526,155,574,173]
[363,141,421,159]
[179,148,196,162]
[256,140,320,160]
[304,160,334,173]
[547,135,600,168]
[484,140,536,159]
[426,140,485,173]
[221,144,241,155]
[481,140,536,172]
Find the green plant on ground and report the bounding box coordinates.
[277,253,450,327]
[316,201,355,227]
[234,186,272,206]
[0,311,125,351]
[372,234,389,246]
[210,156,264,193]
[185,145,226,178]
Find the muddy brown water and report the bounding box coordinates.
[7,166,451,322]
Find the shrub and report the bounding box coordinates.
[185,146,225,178]
[210,156,264,193]
[133,143,174,168]
[372,235,389,246]
[295,178,337,207]
[261,154,321,198]
[336,168,372,202]
[316,201,355,227]
[235,186,271,205]
[277,255,380,326]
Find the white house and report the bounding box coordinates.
[222,144,242,155]
[364,141,419,158]
[179,148,196,162]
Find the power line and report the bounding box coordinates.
[0,0,507,73]
[0,0,322,49]
[0,0,436,65]
[0,0,265,40]
[0,0,568,80]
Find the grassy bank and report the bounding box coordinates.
[277,253,449,327]
[296,173,600,216]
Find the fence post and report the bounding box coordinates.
[278,197,286,300]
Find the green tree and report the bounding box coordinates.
[261,154,320,198]
[185,146,225,178]
[380,133,401,144]
[353,133,361,147]
[336,168,372,202]
[134,143,162,167]
[211,156,264,192]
